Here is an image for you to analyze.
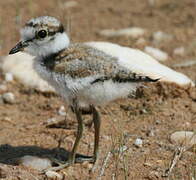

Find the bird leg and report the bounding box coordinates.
[68,98,84,164]
[42,103,101,172]
[90,105,101,163]
[71,104,101,164]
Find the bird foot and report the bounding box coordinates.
[42,154,95,173]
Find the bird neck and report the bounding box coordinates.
[34,32,70,59]
[39,49,63,70]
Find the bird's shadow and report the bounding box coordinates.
[0,144,92,166]
[0,144,70,166]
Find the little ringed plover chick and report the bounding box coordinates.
[9,16,159,170]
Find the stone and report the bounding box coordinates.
[135,38,147,47]
[173,47,185,56]
[63,1,77,8]
[152,31,173,44]
[99,27,146,38]
[144,46,168,61]
[170,131,196,148]
[58,105,66,116]
[2,92,15,104]
[18,155,52,171]
[2,53,55,92]
[134,138,143,148]
[0,84,7,91]
[45,170,63,179]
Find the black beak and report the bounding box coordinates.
[9,41,29,54]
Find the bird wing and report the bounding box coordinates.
[52,43,158,84]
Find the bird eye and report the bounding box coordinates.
[37,30,47,38]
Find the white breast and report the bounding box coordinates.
[33,59,71,103]
[77,80,138,107]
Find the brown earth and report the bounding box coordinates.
[0,0,196,179]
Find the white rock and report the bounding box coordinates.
[18,155,52,171]
[119,145,128,153]
[47,117,58,124]
[170,131,196,147]
[99,27,146,38]
[144,46,168,61]
[63,1,77,8]
[45,170,63,179]
[2,92,15,104]
[4,72,13,82]
[58,105,66,116]
[1,53,55,93]
[173,47,185,56]
[0,84,7,91]
[153,31,173,44]
[135,38,147,46]
[134,138,143,148]
[87,42,194,86]
[173,60,196,68]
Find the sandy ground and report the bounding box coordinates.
[0,0,195,179]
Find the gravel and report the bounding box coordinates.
[45,170,63,179]
[18,155,52,171]
[152,31,173,44]
[58,105,66,116]
[134,138,143,148]
[173,47,185,56]
[170,131,196,148]
[0,84,7,91]
[99,27,146,38]
[2,92,15,104]
[144,46,168,61]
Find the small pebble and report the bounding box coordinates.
[170,131,196,148]
[63,1,77,8]
[140,108,147,114]
[144,46,168,61]
[47,117,57,124]
[173,60,196,68]
[99,27,146,38]
[3,117,12,122]
[173,47,185,56]
[58,105,66,116]
[0,84,7,91]
[18,155,52,171]
[4,72,13,82]
[134,138,143,148]
[143,162,152,167]
[45,170,63,179]
[2,92,15,104]
[155,120,161,125]
[152,31,173,44]
[146,129,155,137]
[148,170,160,179]
[82,161,93,169]
[135,38,147,47]
[119,145,128,153]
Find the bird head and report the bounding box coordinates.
[9,16,70,57]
